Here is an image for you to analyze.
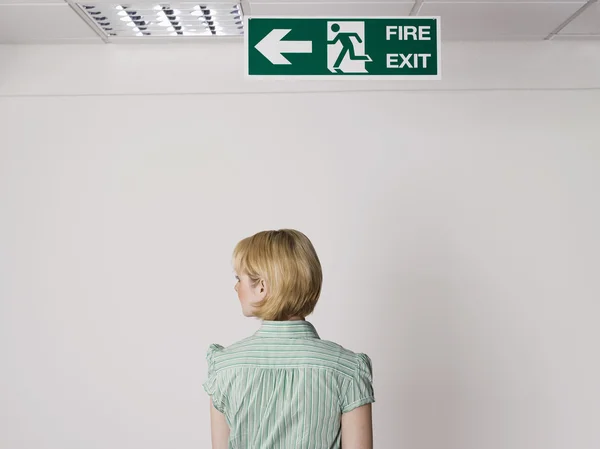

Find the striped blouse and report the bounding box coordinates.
[202,320,375,449]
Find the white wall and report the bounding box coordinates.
[1,41,600,95]
[1,42,599,449]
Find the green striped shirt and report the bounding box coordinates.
[202,320,375,449]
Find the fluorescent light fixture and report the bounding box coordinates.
[73,2,244,40]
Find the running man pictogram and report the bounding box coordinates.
[327,22,372,73]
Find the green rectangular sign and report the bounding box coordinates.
[246,17,441,79]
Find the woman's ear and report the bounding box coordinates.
[259,279,268,298]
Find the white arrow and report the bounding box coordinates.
[255,29,312,65]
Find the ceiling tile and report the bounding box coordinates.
[0,0,72,3]
[419,1,585,40]
[553,34,600,40]
[249,1,415,17]
[0,3,99,42]
[560,1,600,35]
[5,37,105,43]
[423,0,584,3]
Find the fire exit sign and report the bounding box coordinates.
[246,17,441,79]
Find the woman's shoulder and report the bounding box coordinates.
[205,335,254,358]
[318,336,371,356]
[207,343,225,353]
[316,338,373,375]
[205,343,225,369]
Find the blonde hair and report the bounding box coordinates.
[232,229,323,321]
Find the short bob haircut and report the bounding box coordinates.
[232,229,323,321]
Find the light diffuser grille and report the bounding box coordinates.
[75,2,244,39]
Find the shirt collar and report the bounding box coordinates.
[254,320,320,339]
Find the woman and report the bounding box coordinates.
[203,229,375,449]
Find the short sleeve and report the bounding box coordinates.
[340,352,375,414]
[202,343,227,414]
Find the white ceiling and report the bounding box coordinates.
[0,0,598,44]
